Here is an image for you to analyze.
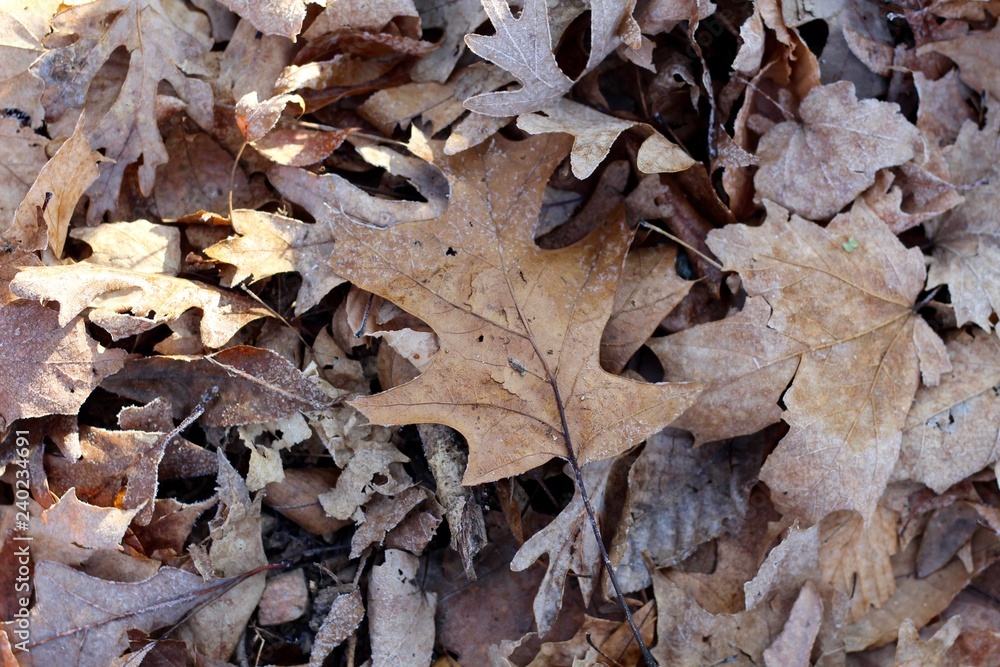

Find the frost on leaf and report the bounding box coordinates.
[754,82,920,220]
[288,134,701,484]
[464,0,639,117]
[33,0,215,223]
[0,301,125,431]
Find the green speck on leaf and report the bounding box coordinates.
[842,237,859,253]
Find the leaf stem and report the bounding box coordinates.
[639,220,724,272]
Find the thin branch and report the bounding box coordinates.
[500,264,657,666]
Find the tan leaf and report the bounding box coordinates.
[269,141,449,227]
[901,329,1000,494]
[754,81,920,220]
[234,91,305,143]
[28,489,139,566]
[178,453,266,661]
[926,116,1000,333]
[698,201,948,521]
[295,134,700,484]
[517,98,694,179]
[263,468,351,535]
[216,0,324,41]
[46,425,166,526]
[71,219,181,275]
[153,125,253,220]
[0,9,45,129]
[894,616,961,667]
[819,507,899,622]
[651,297,806,445]
[34,0,215,223]
[253,126,355,166]
[915,70,976,146]
[101,345,333,427]
[464,0,637,117]
[205,209,343,315]
[600,245,691,373]
[0,301,125,431]
[21,562,239,667]
[411,0,486,82]
[652,525,819,666]
[369,549,436,667]
[350,485,441,558]
[308,590,365,667]
[9,263,271,348]
[0,118,45,228]
[920,25,1000,99]
[841,531,1000,652]
[762,581,823,667]
[510,458,618,636]
[6,115,100,255]
[611,428,767,593]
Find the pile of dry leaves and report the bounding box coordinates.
[0,0,998,665]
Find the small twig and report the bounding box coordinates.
[354,291,375,338]
[500,262,658,666]
[639,220,724,272]
[229,142,247,219]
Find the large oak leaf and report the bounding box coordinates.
[283,134,700,484]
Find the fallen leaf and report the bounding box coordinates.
[925,115,1000,333]
[101,345,333,427]
[308,589,365,667]
[71,219,182,275]
[309,134,700,483]
[179,452,267,660]
[0,10,46,129]
[464,0,637,116]
[916,502,982,578]
[610,427,767,593]
[5,115,100,255]
[263,468,351,535]
[754,81,920,220]
[516,98,695,179]
[684,201,948,521]
[652,524,819,666]
[510,458,619,636]
[762,581,823,667]
[368,549,436,667]
[10,263,271,348]
[45,425,166,525]
[216,0,323,41]
[896,328,1000,493]
[819,507,899,622]
[28,488,139,566]
[411,0,486,82]
[0,301,125,431]
[205,209,343,315]
[34,0,215,223]
[22,561,240,667]
[0,118,45,228]
[894,616,962,667]
[920,25,1000,99]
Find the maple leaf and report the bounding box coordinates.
[925,114,1000,333]
[819,507,898,622]
[278,134,701,483]
[657,201,948,522]
[920,24,1000,100]
[754,81,920,220]
[34,0,215,223]
[0,300,125,431]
